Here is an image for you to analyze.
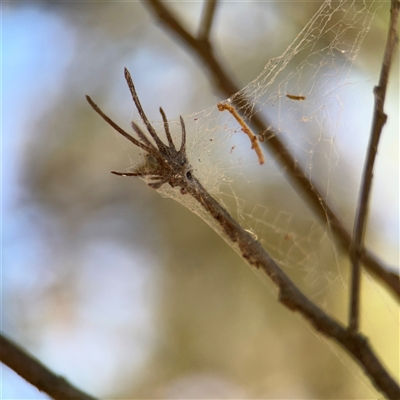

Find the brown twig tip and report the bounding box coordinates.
[86,94,94,105]
[217,102,265,165]
[216,102,226,112]
[124,67,132,82]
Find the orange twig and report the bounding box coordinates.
[217,102,265,165]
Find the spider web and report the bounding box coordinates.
[132,0,397,342]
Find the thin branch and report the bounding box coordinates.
[141,0,400,299]
[349,0,400,333]
[198,0,218,42]
[0,333,98,400]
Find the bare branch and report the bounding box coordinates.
[198,0,218,42]
[141,0,400,299]
[0,333,97,400]
[88,72,400,399]
[349,0,400,334]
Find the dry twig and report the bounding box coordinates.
[217,102,265,165]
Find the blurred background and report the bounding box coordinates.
[2,1,399,399]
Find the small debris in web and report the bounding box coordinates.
[286,94,306,101]
[217,102,265,165]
